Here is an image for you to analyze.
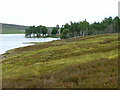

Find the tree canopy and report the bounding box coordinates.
[25,25,48,38]
[25,16,120,38]
[51,25,59,35]
[60,16,120,39]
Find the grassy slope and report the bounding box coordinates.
[1,34,119,88]
[1,23,28,34]
[1,23,53,34]
[2,29,25,34]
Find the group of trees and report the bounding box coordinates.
[51,25,60,35]
[25,16,120,38]
[25,25,60,38]
[60,16,120,38]
[25,25,48,38]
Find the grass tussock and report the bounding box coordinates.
[30,57,118,88]
[1,33,118,88]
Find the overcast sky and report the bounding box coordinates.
[0,0,119,27]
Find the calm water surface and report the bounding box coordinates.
[0,34,60,54]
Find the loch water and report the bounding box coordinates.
[0,34,60,54]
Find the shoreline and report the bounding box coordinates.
[0,41,38,59]
[0,34,60,59]
[0,39,60,60]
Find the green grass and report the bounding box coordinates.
[2,29,25,34]
[1,23,28,34]
[1,33,119,88]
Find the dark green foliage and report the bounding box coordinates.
[51,27,58,35]
[60,29,69,39]
[25,25,48,38]
[41,26,48,36]
[51,25,59,35]
[25,16,119,38]
[60,16,120,38]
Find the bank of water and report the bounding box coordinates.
[0,34,60,54]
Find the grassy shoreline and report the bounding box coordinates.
[1,33,119,88]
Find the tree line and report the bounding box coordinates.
[60,16,120,38]
[25,16,120,38]
[25,25,48,38]
[25,25,60,38]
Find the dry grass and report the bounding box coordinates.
[1,33,118,88]
[30,57,118,88]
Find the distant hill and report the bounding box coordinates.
[0,23,53,34]
[0,23,29,34]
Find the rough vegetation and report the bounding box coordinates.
[1,33,118,88]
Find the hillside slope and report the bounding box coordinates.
[1,34,118,88]
[0,23,53,34]
[0,23,28,34]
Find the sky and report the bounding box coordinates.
[0,0,119,27]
